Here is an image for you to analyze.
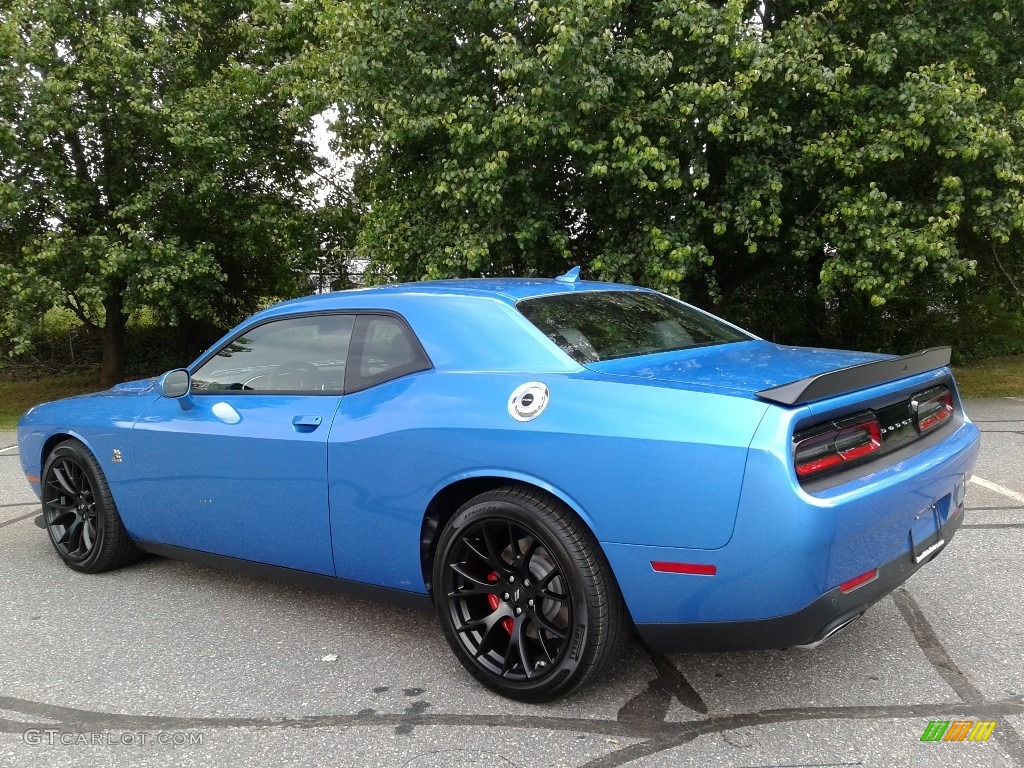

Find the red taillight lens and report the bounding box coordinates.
[794,416,881,480]
[914,388,953,434]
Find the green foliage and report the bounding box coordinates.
[3,0,1020,372]
[0,0,329,383]
[311,0,1024,352]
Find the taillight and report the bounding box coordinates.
[794,414,882,480]
[913,387,953,434]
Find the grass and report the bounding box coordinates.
[0,372,100,431]
[0,354,1020,432]
[952,353,1024,399]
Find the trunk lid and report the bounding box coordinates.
[583,339,889,398]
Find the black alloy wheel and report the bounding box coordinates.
[433,485,627,701]
[41,441,139,573]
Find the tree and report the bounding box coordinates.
[313,0,1024,354]
[0,0,328,385]
[732,0,1024,348]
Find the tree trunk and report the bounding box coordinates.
[99,293,127,388]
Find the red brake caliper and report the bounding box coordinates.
[486,571,514,635]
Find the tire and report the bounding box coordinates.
[41,440,140,574]
[432,485,628,702]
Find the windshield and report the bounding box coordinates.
[517,291,751,364]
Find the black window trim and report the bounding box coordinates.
[188,309,433,397]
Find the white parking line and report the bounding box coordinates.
[1007,396,1024,403]
[971,475,1024,504]
[0,445,17,454]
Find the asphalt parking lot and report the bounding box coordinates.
[1,398,1022,768]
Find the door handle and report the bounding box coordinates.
[292,415,322,431]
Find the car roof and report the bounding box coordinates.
[264,276,651,315]
[213,276,656,375]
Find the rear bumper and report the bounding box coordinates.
[636,501,963,652]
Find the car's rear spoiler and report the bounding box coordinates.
[756,347,952,406]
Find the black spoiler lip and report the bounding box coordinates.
[756,347,952,406]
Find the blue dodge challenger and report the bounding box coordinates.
[18,269,981,701]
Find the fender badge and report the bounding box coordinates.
[112,449,123,463]
[508,382,549,422]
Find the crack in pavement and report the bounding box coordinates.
[2,478,1022,764]
[1,697,1021,753]
[1,520,1021,765]
[893,588,1024,766]
[892,588,983,704]
[0,510,39,529]
[0,638,1020,767]
[615,643,708,726]
[395,689,430,736]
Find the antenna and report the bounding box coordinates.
[554,266,581,284]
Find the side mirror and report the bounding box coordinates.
[156,369,194,410]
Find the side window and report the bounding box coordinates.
[345,314,431,392]
[191,314,355,394]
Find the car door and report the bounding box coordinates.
[131,313,355,575]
